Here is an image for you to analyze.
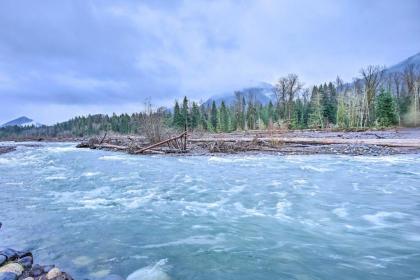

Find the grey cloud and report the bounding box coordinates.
[0,0,419,124]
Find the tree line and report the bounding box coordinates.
[172,65,420,132]
[1,64,419,139]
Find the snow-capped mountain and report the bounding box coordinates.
[203,82,275,107]
[1,116,43,128]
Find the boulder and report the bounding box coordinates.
[0,263,24,276]
[0,272,18,280]
[46,268,61,279]
[48,272,73,280]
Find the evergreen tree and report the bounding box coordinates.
[181,96,190,129]
[321,82,338,125]
[376,89,397,127]
[246,100,257,130]
[219,101,230,132]
[308,86,324,128]
[210,101,218,131]
[173,101,183,128]
[191,102,200,129]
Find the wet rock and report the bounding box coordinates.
[46,268,61,279]
[42,266,54,273]
[16,251,32,259]
[30,265,44,278]
[0,249,18,261]
[0,255,7,266]
[0,263,24,276]
[49,272,73,280]
[18,256,33,269]
[0,272,18,280]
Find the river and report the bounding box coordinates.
[0,143,419,279]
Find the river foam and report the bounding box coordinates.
[1,145,419,280]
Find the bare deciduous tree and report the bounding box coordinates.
[403,64,417,96]
[274,74,303,122]
[140,99,168,143]
[360,65,385,124]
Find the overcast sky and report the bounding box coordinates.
[0,0,419,124]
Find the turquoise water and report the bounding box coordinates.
[1,143,420,280]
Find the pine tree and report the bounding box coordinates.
[181,96,190,129]
[219,101,230,132]
[191,102,200,129]
[376,89,397,127]
[246,100,257,130]
[308,86,324,128]
[210,101,218,131]
[173,101,183,128]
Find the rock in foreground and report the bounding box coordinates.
[0,248,73,280]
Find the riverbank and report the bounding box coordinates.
[1,128,420,156]
[0,222,72,280]
[76,128,420,156]
[0,224,124,280]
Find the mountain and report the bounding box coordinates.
[203,82,275,107]
[339,52,420,92]
[385,52,420,74]
[1,116,43,128]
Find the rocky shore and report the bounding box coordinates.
[0,224,73,280]
[76,128,420,156]
[0,224,124,280]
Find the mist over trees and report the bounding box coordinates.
[171,64,420,132]
[1,63,420,140]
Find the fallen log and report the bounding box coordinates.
[133,131,187,154]
[95,143,128,151]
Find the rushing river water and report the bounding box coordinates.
[1,143,420,280]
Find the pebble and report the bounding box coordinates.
[0,272,18,280]
[46,268,61,279]
[0,263,24,276]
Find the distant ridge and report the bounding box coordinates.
[203,82,275,107]
[385,52,420,74]
[1,116,43,128]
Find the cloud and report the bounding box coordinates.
[0,0,419,124]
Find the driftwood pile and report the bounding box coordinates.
[76,131,188,154]
[195,138,284,153]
